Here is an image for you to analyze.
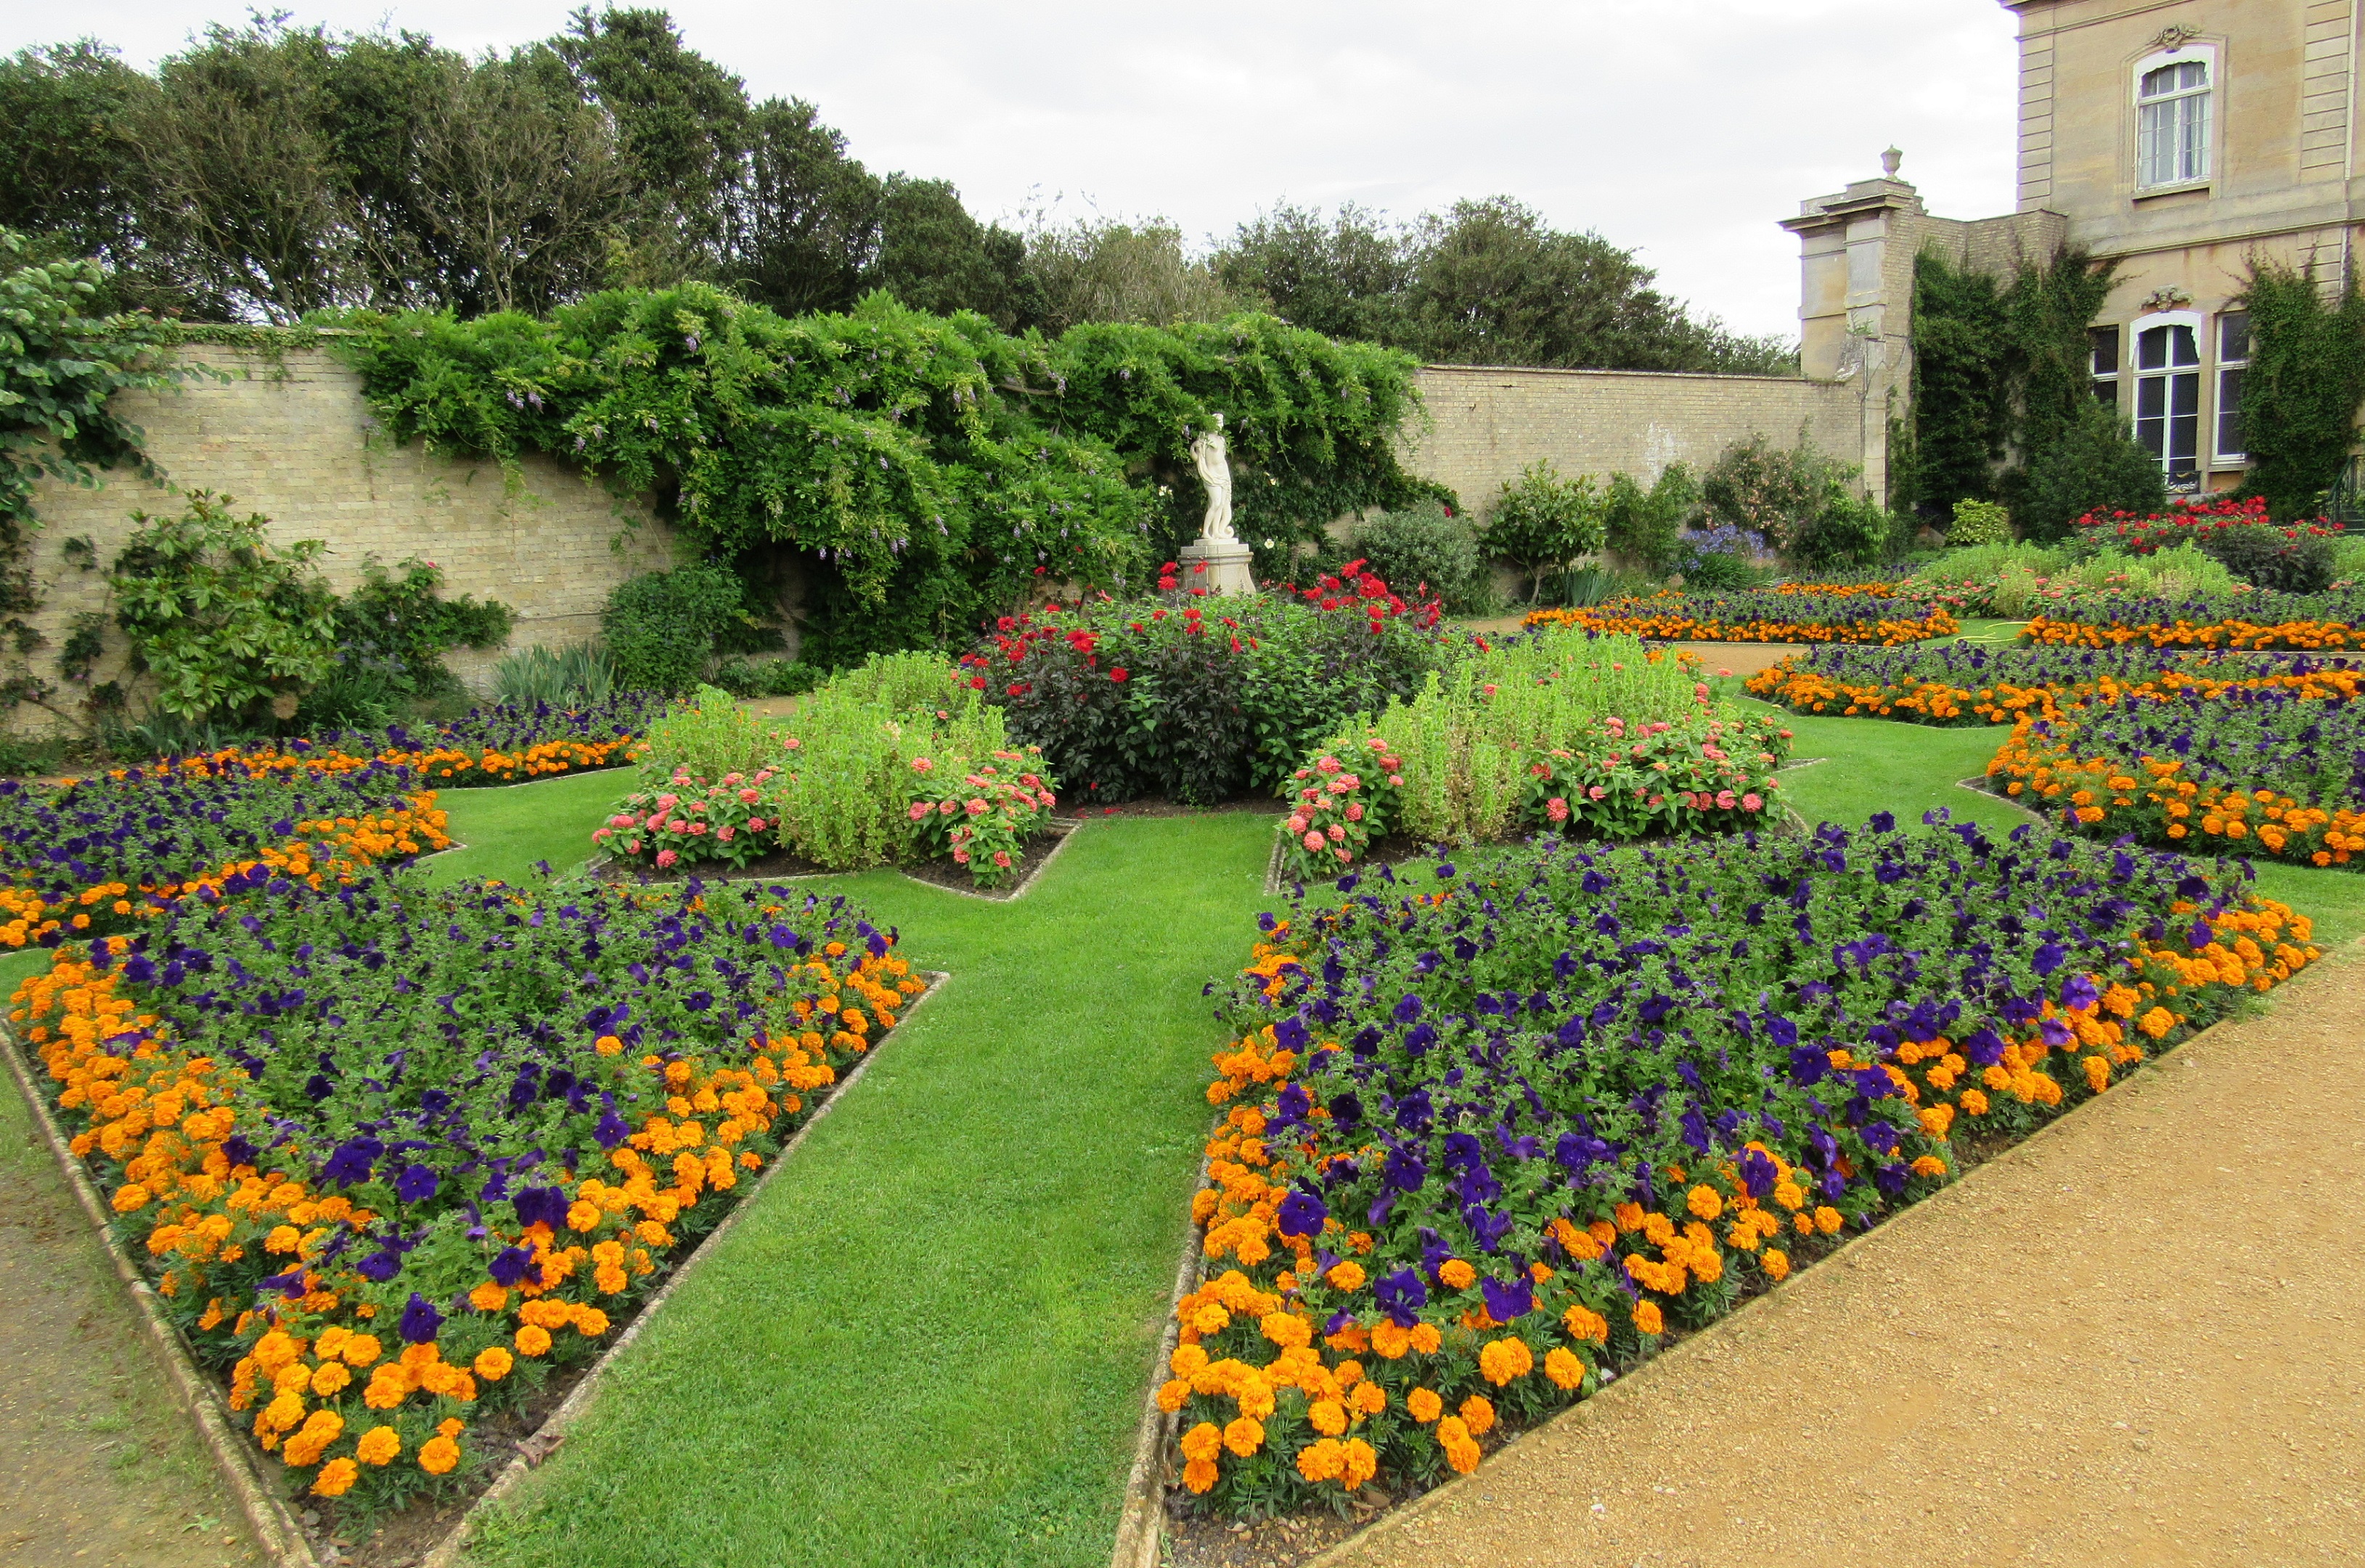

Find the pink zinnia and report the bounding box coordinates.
[1546,797,1569,822]
[717,825,735,842]
[1304,830,1326,852]
[1742,793,1763,811]
[965,798,989,816]
[1327,824,1345,842]
[993,850,1013,867]
[655,849,677,869]
[1345,802,1364,822]
[910,801,932,821]
[952,847,970,863]
[1588,785,1607,801]
[939,800,959,816]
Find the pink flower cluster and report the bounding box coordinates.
[596,767,783,872]
[1524,712,1788,839]
[1277,740,1405,881]
[905,747,1061,887]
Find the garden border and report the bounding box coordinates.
[417,965,952,1568]
[1108,1145,1213,1568]
[0,1016,324,1568]
[584,817,1085,904]
[1,962,950,1568]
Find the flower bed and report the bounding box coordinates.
[0,760,450,948]
[1989,685,2365,866]
[1524,590,1955,645]
[600,662,1054,889]
[1746,644,2365,727]
[1164,820,2313,1511]
[971,563,1450,807]
[2076,495,2336,556]
[1277,630,1789,880]
[2022,587,2365,650]
[7,870,924,1511]
[243,693,671,783]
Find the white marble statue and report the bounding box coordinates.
[1190,413,1235,544]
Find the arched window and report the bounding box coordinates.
[2132,311,2203,493]
[2137,57,2211,187]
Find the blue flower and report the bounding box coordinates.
[398,1292,444,1344]
[1480,1275,1534,1323]
[1373,1267,1428,1328]
[394,1165,438,1204]
[1276,1188,1328,1239]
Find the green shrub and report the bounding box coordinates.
[299,556,515,729]
[1484,460,1606,602]
[2009,399,2167,541]
[2192,526,2336,593]
[1348,500,1488,613]
[1949,499,2012,545]
[1700,432,1841,551]
[601,563,748,693]
[711,656,825,699]
[2332,536,2365,584]
[494,642,616,706]
[1603,465,1696,575]
[105,492,339,722]
[1318,626,1702,845]
[1787,489,1890,572]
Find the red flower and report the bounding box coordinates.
[1110,667,1130,682]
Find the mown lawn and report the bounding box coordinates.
[461,807,1275,1568]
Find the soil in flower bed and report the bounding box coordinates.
[590,820,1079,900]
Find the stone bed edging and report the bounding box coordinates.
[1107,1141,1214,1568]
[2,961,951,1568]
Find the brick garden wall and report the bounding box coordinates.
[1405,364,1867,513]
[21,345,677,729]
[17,347,1855,730]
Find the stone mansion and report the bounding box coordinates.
[1789,0,2359,500]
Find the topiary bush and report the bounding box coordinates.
[600,563,748,693]
[1949,498,2012,545]
[1347,500,1489,613]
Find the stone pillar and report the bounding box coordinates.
[1779,155,1925,507]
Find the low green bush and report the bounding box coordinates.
[1484,461,1607,603]
[1347,500,1490,613]
[492,642,617,706]
[710,656,825,699]
[601,563,749,693]
[1949,498,2013,545]
[1603,465,1696,575]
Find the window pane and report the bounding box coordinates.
[2094,380,2119,408]
[2090,326,2120,375]
[2170,370,2199,417]
[2139,99,2173,184]
[2138,326,2170,369]
[2218,367,2244,455]
[2170,325,2199,367]
[2169,371,2199,469]
[2218,311,2250,364]
[2136,375,2167,420]
[2180,92,2210,181]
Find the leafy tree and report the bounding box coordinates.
[1405,197,1794,374]
[1907,250,2010,507]
[1212,201,1412,344]
[1021,214,1243,336]
[1484,460,1606,601]
[2236,257,2365,521]
[0,42,190,312]
[868,175,1034,327]
[553,7,747,279]
[721,97,881,316]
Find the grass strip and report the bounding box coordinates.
[465,812,1276,1568]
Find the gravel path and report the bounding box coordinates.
[1317,948,2365,1568]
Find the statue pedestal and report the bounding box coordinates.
[1179,538,1257,596]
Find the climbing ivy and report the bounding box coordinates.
[2236,258,2365,521]
[330,286,1437,661]
[0,228,192,718]
[1906,245,2127,536]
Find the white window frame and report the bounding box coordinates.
[2131,309,2205,493]
[2133,45,2217,191]
[2214,310,2250,463]
[2089,324,2123,409]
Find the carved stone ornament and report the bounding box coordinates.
[2151,24,2201,50]
[2140,285,2193,311]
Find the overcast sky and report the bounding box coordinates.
[9,0,2025,340]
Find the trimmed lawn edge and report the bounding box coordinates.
[1110,1145,1213,1568]
[1,1014,321,1568]
[421,968,952,1568]
[584,817,1089,904]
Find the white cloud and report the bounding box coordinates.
[12,0,2022,338]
